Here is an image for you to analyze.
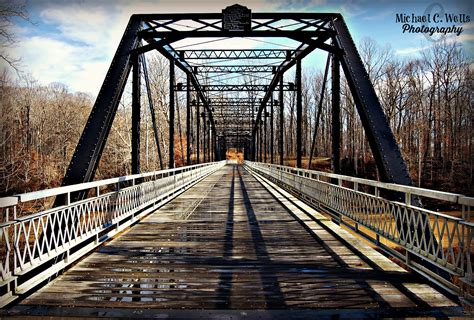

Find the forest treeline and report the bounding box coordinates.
[0,38,472,196]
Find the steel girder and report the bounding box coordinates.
[195,65,275,73]
[144,39,217,136]
[331,17,412,185]
[136,12,337,32]
[330,16,442,275]
[61,8,414,201]
[178,50,299,60]
[59,16,142,196]
[175,84,296,92]
[213,113,254,117]
[251,32,333,138]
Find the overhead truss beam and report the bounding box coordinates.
[176,84,296,92]
[194,65,275,73]
[179,50,299,60]
[61,8,416,218]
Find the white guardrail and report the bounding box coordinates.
[244,161,473,302]
[0,161,226,307]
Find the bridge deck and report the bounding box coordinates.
[11,165,463,318]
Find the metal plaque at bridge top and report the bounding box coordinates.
[222,4,251,31]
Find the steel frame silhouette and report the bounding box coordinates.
[62,5,413,195]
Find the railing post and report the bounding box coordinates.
[13,206,17,273]
[405,193,411,206]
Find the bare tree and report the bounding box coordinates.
[0,0,31,76]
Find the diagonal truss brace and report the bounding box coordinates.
[251,31,333,138]
[139,30,217,135]
[331,16,412,186]
[59,16,142,194]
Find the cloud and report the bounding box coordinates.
[340,3,367,18]
[395,31,474,56]
[362,9,393,21]
[395,46,428,55]
[40,5,111,44]
[457,33,474,42]
[10,0,471,95]
[272,0,326,11]
[9,2,124,94]
[10,35,110,93]
[8,0,282,95]
[462,22,474,30]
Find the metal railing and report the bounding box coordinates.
[245,161,473,302]
[0,161,226,307]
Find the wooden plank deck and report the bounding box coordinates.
[7,165,465,318]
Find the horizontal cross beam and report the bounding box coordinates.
[139,30,330,40]
[175,84,296,92]
[179,50,298,60]
[194,65,275,73]
[214,116,254,118]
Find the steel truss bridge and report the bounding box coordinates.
[0,5,472,319]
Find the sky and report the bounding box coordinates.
[3,0,473,96]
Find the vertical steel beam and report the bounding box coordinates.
[331,53,341,174]
[256,125,259,162]
[210,124,213,161]
[190,98,194,161]
[296,59,302,168]
[207,124,212,162]
[251,99,256,161]
[255,125,259,162]
[251,133,256,161]
[213,132,217,161]
[216,136,221,161]
[308,54,331,170]
[203,112,207,163]
[279,75,284,165]
[259,121,263,162]
[270,94,274,164]
[186,74,191,166]
[141,55,164,170]
[264,104,267,163]
[196,98,200,164]
[169,60,175,169]
[131,53,141,174]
